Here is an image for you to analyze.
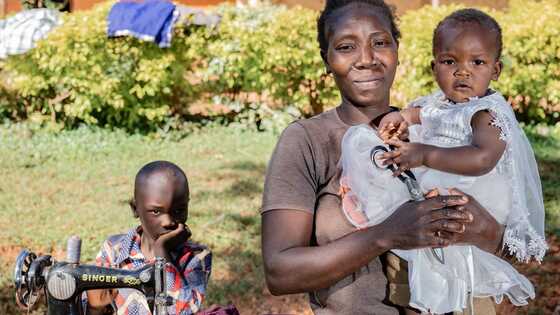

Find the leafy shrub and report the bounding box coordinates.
[495,0,560,123]
[21,0,69,10]
[3,1,559,131]
[3,1,203,131]
[191,4,337,117]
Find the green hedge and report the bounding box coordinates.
[191,5,336,116]
[2,1,203,131]
[1,0,559,131]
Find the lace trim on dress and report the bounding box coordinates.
[472,96,548,263]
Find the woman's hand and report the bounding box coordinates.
[262,195,474,294]
[378,195,473,250]
[441,188,505,254]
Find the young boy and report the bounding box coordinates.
[86,160,212,315]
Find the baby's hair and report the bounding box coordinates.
[433,8,502,60]
[317,0,401,55]
[129,161,188,216]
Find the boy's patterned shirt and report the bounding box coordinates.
[94,226,211,315]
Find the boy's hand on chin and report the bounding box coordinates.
[154,224,191,258]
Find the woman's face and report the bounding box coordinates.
[325,5,398,108]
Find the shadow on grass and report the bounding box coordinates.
[206,243,265,305]
[226,161,267,174]
[194,160,267,203]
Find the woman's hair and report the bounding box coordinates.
[433,8,503,60]
[317,0,400,54]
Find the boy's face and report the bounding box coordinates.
[432,23,502,103]
[134,173,189,241]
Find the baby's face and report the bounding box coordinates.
[432,23,501,103]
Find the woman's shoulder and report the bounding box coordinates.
[281,108,343,141]
[294,108,341,128]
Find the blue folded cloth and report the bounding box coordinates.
[107,0,179,48]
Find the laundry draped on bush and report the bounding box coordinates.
[0,9,61,59]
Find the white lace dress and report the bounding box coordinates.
[339,91,548,314]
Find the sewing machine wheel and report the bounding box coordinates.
[14,249,40,309]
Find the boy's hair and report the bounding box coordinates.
[134,160,188,198]
[433,8,502,60]
[317,0,401,55]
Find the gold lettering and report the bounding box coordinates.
[81,274,119,283]
[123,276,141,285]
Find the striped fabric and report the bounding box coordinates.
[0,8,61,59]
[93,226,212,315]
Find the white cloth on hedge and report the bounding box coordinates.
[0,9,61,59]
[339,90,546,313]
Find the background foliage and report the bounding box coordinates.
[394,0,560,124]
[2,2,202,131]
[0,0,559,131]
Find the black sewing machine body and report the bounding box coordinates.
[14,237,170,315]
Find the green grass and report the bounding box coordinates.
[0,122,559,314]
[0,123,277,313]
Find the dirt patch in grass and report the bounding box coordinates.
[496,234,560,315]
[231,291,312,315]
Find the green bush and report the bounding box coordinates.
[394,0,560,124]
[2,1,559,131]
[3,1,203,131]
[496,0,560,123]
[191,4,337,117]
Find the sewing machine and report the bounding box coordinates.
[14,236,172,315]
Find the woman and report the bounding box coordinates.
[261,0,505,314]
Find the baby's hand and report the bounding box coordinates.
[378,112,409,141]
[381,139,427,176]
[154,223,191,258]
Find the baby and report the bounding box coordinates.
[340,8,547,314]
[86,160,212,315]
